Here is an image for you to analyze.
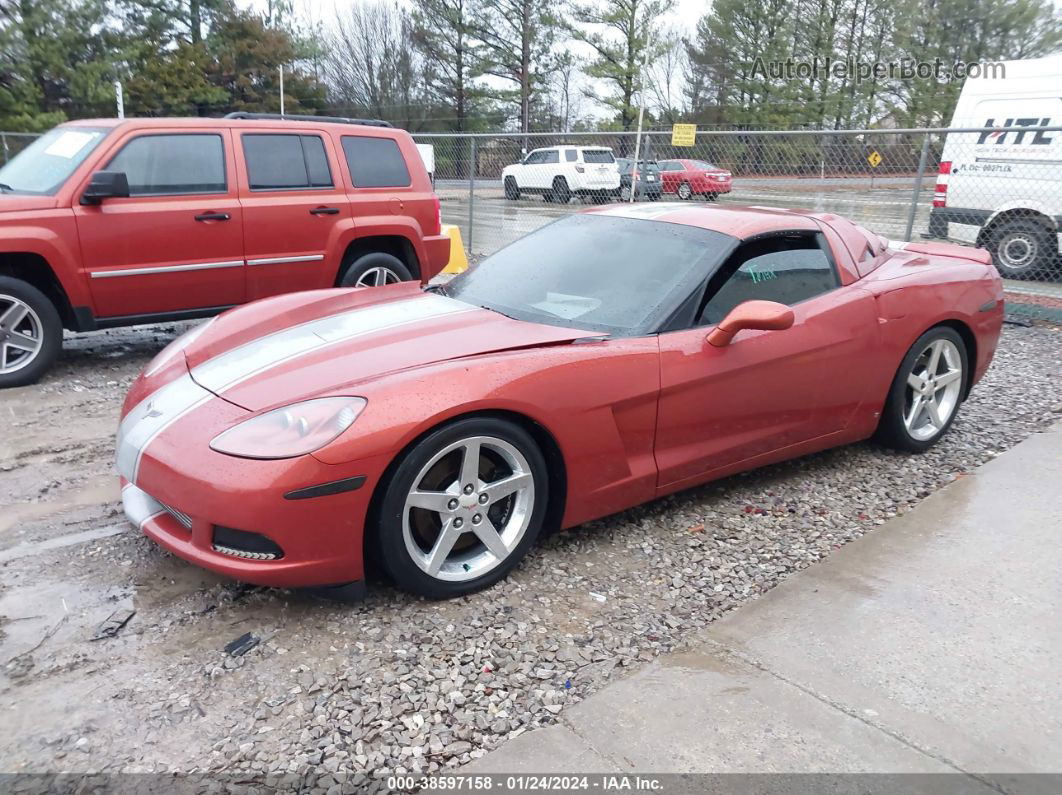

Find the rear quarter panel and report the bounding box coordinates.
[861,248,1003,396]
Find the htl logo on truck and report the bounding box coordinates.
[976,118,1054,145]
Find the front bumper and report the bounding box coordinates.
[118,380,386,589]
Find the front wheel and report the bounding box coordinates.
[375,417,549,598]
[339,252,413,288]
[504,177,520,200]
[0,277,62,389]
[875,327,968,452]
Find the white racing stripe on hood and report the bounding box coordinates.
[191,293,473,395]
[116,293,474,486]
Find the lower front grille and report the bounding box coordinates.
[212,526,284,561]
[157,500,192,530]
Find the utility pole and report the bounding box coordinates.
[279,66,285,116]
[114,80,124,119]
[629,59,649,203]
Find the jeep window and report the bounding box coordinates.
[342,136,411,188]
[582,150,614,164]
[242,134,334,190]
[565,150,577,162]
[0,127,108,195]
[107,134,226,196]
[542,150,560,164]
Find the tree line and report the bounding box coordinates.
[1,0,1059,133]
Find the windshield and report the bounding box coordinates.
[582,150,614,164]
[617,159,659,174]
[0,127,109,195]
[439,214,735,336]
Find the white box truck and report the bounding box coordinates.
[926,54,1062,278]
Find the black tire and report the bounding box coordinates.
[875,326,968,453]
[987,219,1056,280]
[339,252,413,288]
[677,182,693,200]
[504,177,520,200]
[375,417,549,599]
[619,183,633,202]
[551,177,571,204]
[0,277,62,389]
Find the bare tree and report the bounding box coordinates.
[647,32,686,122]
[325,0,432,129]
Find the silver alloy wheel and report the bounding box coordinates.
[402,435,535,582]
[0,294,44,375]
[354,266,402,288]
[903,338,964,441]
[620,184,632,201]
[998,232,1037,271]
[677,182,692,200]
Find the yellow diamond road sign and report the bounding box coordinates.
[867,150,882,168]
[671,123,697,147]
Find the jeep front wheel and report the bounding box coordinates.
[0,276,62,389]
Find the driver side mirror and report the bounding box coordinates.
[706,300,794,347]
[80,171,130,205]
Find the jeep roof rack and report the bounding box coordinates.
[223,112,393,128]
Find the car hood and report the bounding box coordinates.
[184,283,603,411]
[0,194,59,213]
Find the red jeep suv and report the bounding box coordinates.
[0,113,449,387]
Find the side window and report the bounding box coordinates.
[565,150,577,162]
[242,134,334,190]
[107,134,225,196]
[698,234,839,326]
[524,151,544,165]
[543,150,560,164]
[341,136,411,188]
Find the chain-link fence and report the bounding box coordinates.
[414,127,1062,323]
[2,126,1060,322]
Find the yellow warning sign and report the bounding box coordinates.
[867,151,882,168]
[671,123,697,147]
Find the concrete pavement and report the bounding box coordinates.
[467,424,1062,787]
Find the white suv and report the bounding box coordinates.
[502,146,620,203]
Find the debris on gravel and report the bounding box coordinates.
[0,324,1058,786]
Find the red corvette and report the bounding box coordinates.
[117,203,1003,599]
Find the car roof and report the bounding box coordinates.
[62,117,402,135]
[583,202,825,237]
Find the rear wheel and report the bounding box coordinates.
[504,177,520,200]
[677,182,692,200]
[551,177,571,204]
[375,417,549,598]
[988,219,1055,279]
[339,252,413,288]
[876,327,967,452]
[0,277,62,389]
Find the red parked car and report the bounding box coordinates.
[0,113,448,388]
[117,203,1002,600]
[658,159,733,200]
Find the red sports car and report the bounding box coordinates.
[117,203,1003,599]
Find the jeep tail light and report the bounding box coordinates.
[933,160,950,208]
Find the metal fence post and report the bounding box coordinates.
[1,133,7,166]
[468,137,476,257]
[903,133,932,242]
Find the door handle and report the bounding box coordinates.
[194,212,230,221]
[310,206,340,215]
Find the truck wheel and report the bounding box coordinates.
[504,177,520,200]
[551,177,571,204]
[0,277,62,389]
[339,252,413,288]
[988,220,1055,280]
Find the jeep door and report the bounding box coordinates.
[73,129,245,319]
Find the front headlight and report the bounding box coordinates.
[144,318,214,377]
[209,397,367,459]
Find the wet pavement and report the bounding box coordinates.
[469,422,1062,782]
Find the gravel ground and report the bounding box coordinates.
[0,323,1059,790]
